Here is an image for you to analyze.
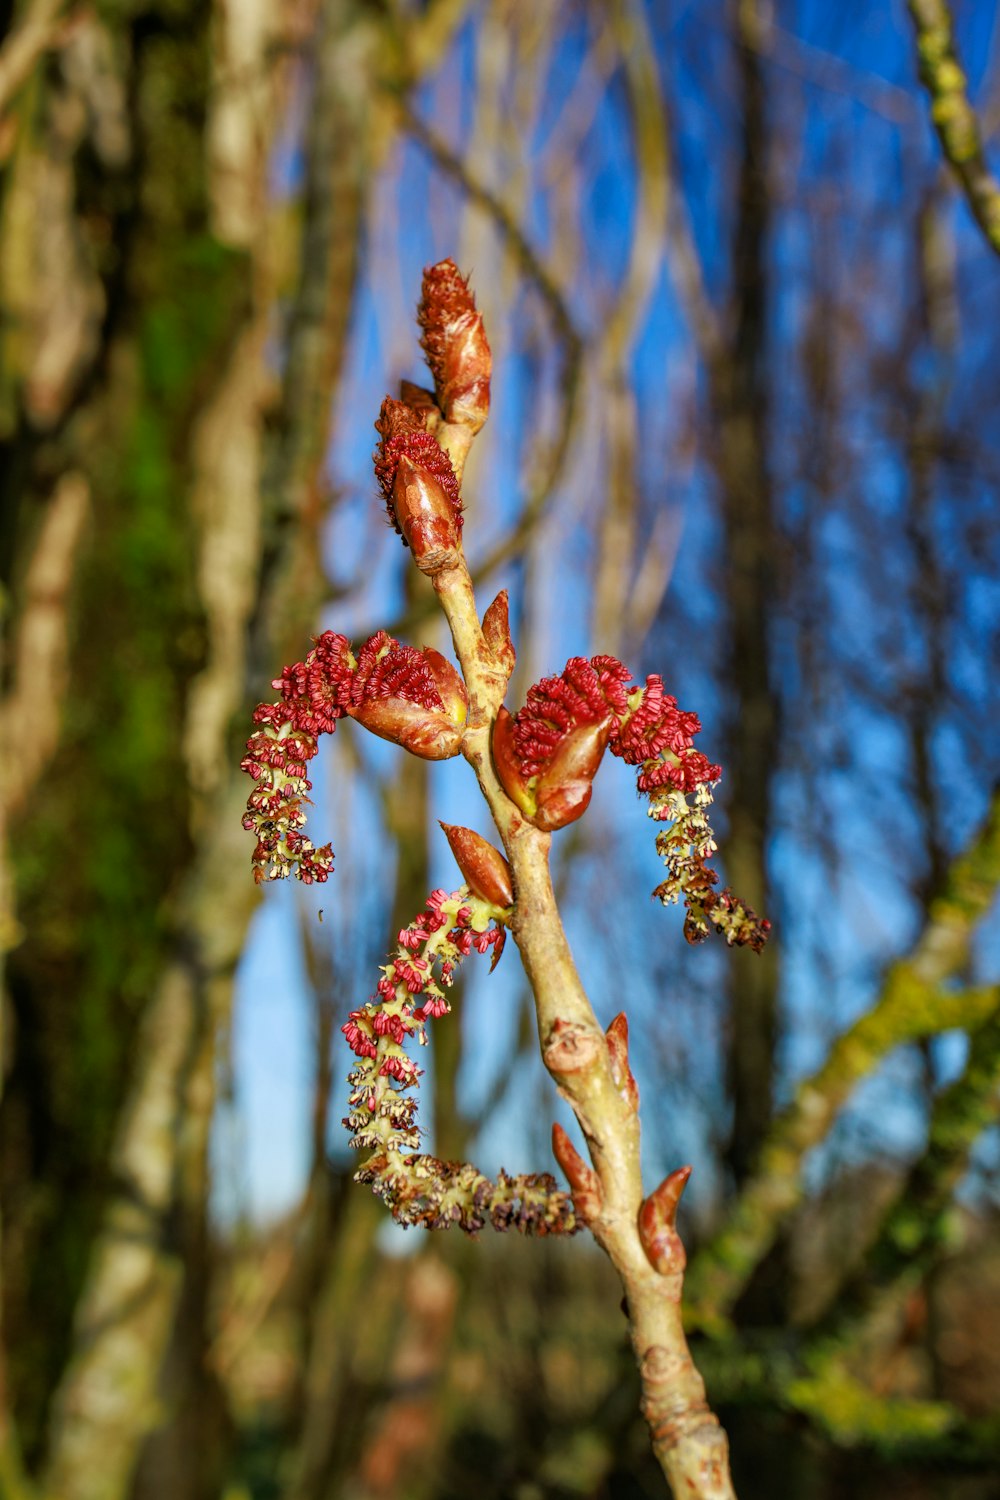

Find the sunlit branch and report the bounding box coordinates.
[0,0,65,119]
[686,787,1000,1333]
[808,993,1000,1353]
[906,0,1000,257]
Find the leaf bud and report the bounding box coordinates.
[482,589,516,679]
[605,1011,639,1113]
[552,1123,602,1223]
[638,1165,692,1278]
[440,823,514,909]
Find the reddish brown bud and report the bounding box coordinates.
[419,259,492,433]
[349,698,463,760]
[605,1012,639,1113]
[638,1165,692,1278]
[482,589,516,678]
[543,1018,604,1077]
[393,452,462,574]
[533,718,612,832]
[552,1123,602,1222]
[422,648,468,725]
[374,399,463,573]
[440,823,514,909]
[492,706,537,818]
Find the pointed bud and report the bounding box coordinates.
[419,260,492,434]
[349,699,463,760]
[605,1012,639,1113]
[638,1165,692,1278]
[393,452,462,574]
[533,718,612,832]
[440,823,514,909]
[552,1123,602,1222]
[482,590,516,679]
[422,649,468,725]
[492,706,537,819]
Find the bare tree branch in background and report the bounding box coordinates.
[907,0,1000,257]
[0,0,66,120]
[392,103,585,620]
[3,3,1000,1495]
[590,0,669,660]
[687,788,1000,1333]
[809,993,1000,1353]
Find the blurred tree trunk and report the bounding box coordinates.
[1,3,248,1467]
[0,0,386,1492]
[715,0,780,1187]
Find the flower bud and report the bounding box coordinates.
[552,1123,602,1223]
[422,648,468,725]
[638,1165,692,1278]
[393,452,462,574]
[349,698,463,760]
[482,589,516,679]
[374,398,463,574]
[440,823,514,909]
[492,706,537,819]
[533,717,612,832]
[605,1011,639,1113]
[419,259,492,434]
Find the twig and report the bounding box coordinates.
[381,105,585,631]
[431,555,738,1497]
[907,0,1000,256]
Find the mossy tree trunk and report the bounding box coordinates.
[1,2,248,1464]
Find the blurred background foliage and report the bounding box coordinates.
[1,1,999,1497]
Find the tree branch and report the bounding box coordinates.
[0,0,65,120]
[686,786,1000,1332]
[907,0,1000,257]
[808,992,1000,1354]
